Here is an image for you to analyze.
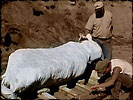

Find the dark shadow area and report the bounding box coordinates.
[48,85,59,95]
[45,6,49,9]
[67,77,78,89]
[12,42,18,46]
[33,8,44,16]
[19,91,38,100]
[50,5,56,9]
[98,73,111,84]
[4,33,12,47]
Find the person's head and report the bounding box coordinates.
[94,1,105,18]
[95,58,111,77]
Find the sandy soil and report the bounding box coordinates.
[1,1,132,75]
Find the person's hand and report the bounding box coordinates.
[78,33,82,41]
[86,34,92,41]
[90,85,98,90]
[78,33,87,42]
[78,33,83,41]
[79,33,86,38]
[91,85,106,91]
[79,33,83,37]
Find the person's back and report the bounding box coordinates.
[111,59,132,78]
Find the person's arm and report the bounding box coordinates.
[84,29,91,36]
[91,67,122,89]
[79,29,91,39]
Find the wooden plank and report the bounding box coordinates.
[59,85,78,98]
[38,94,48,99]
[38,92,56,99]
[72,88,85,94]
[75,85,90,93]
[42,92,56,99]
[37,88,50,94]
[76,83,91,92]
[1,93,20,99]
[86,82,93,87]
[79,93,98,99]
[88,70,99,85]
[77,79,85,84]
[1,95,6,99]
[54,91,71,99]
[1,93,9,99]
[71,88,85,99]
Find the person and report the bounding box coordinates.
[90,58,132,99]
[80,1,113,61]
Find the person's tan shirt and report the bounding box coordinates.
[85,10,112,39]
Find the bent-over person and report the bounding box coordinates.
[91,59,132,99]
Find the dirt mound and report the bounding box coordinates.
[1,1,132,74]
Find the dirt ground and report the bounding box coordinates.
[1,1,132,75]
